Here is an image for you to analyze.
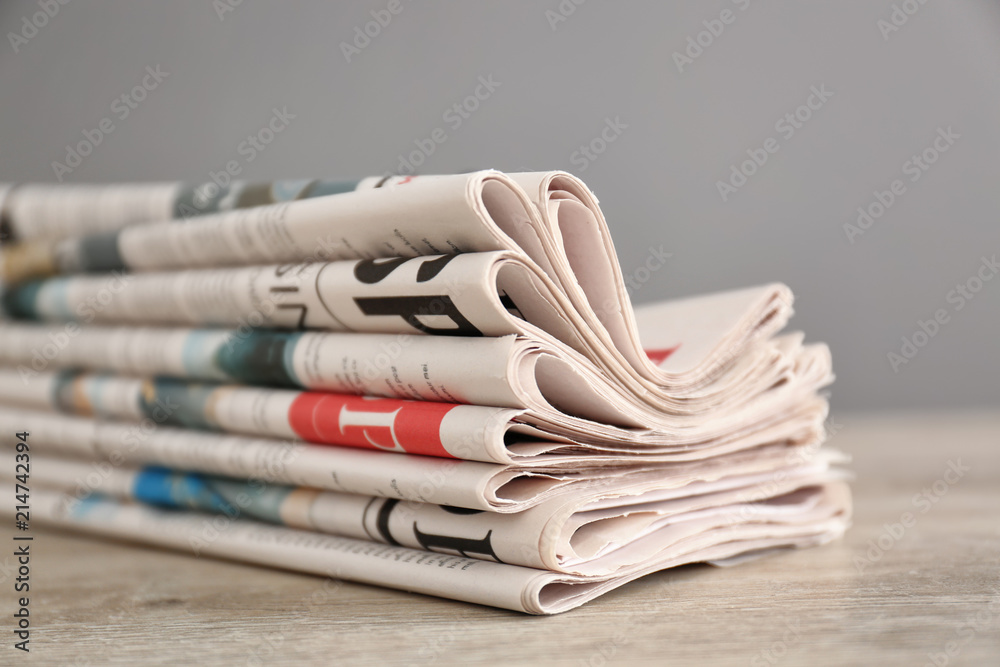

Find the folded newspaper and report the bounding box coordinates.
[0,173,851,614]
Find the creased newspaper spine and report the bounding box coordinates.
[0,183,179,245]
[0,273,828,426]
[0,322,529,407]
[0,321,835,455]
[1,171,795,404]
[1,253,548,339]
[0,365,835,476]
[0,402,838,518]
[0,405,623,513]
[0,179,364,244]
[1,483,550,613]
[0,482,849,614]
[0,169,853,613]
[59,172,520,273]
[0,368,521,464]
[6,453,849,575]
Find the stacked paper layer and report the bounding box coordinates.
[0,172,850,614]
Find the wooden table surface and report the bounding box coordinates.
[6,410,999,666]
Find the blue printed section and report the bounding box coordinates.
[132,467,295,526]
[132,467,185,507]
[133,467,233,514]
[70,494,118,521]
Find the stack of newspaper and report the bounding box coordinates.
[0,172,850,614]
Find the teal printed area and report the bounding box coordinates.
[36,278,75,319]
[0,280,42,319]
[70,494,120,522]
[2,278,78,320]
[214,330,303,387]
[295,180,359,199]
[180,329,233,381]
[172,183,234,218]
[132,467,293,526]
[139,378,218,431]
[209,477,293,525]
[172,179,359,219]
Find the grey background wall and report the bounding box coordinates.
[1,0,997,412]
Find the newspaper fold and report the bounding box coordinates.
[3,453,850,577]
[1,178,371,244]
[0,279,826,434]
[0,172,794,400]
[0,482,850,614]
[0,172,852,612]
[0,405,825,514]
[0,326,830,462]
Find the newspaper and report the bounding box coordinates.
[0,324,829,463]
[0,366,827,465]
[2,453,850,578]
[0,179,362,243]
[0,405,827,513]
[1,263,795,412]
[3,274,808,421]
[0,480,849,614]
[0,170,850,611]
[0,171,792,397]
